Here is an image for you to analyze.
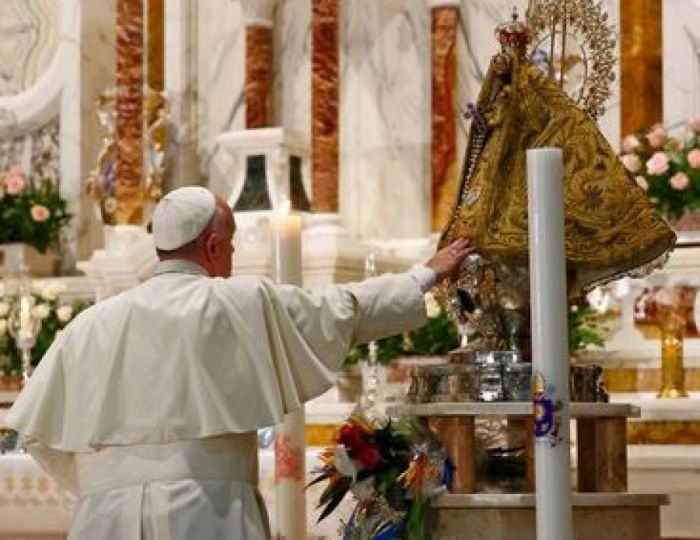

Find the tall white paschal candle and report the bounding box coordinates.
[269,205,307,540]
[527,148,573,540]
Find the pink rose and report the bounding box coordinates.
[635,176,649,191]
[622,135,641,153]
[621,154,641,173]
[646,125,667,148]
[30,205,50,222]
[4,171,25,195]
[690,117,700,133]
[669,172,690,191]
[688,149,700,169]
[646,152,670,175]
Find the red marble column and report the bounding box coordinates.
[246,27,273,128]
[116,0,145,225]
[311,0,339,213]
[620,0,663,136]
[431,4,460,232]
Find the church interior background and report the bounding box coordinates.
[0,0,700,538]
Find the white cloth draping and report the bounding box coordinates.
[70,434,268,540]
[6,259,428,539]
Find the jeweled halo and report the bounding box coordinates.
[526,0,616,120]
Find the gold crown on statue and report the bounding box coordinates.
[495,7,531,50]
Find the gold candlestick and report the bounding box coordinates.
[656,287,688,399]
[657,297,688,398]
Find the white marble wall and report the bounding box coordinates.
[274,0,311,141]
[340,0,431,240]
[663,0,700,134]
[0,0,58,97]
[199,0,246,198]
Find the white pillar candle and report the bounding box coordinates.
[526,148,573,540]
[269,204,307,540]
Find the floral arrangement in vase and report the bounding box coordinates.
[311,414,451,540]
[0,167,71,253]
[0,281,91,378]
[619,118,700,221]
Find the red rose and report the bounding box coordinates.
[339,424,362,449]
[353,442,382,470]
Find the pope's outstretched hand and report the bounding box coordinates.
[426,238,476,282]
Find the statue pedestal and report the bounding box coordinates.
[428,493,667,540]
[387,401,668,539]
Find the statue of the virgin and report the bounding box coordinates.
[440,6,675,353]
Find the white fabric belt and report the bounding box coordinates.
[75,433,258,496]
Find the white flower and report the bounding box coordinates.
[621,154,641,173]
[41,281,67,301]
[56,305,74,323]
[31,304,51,320]
[622,135,641,153]
[0,319,6,336]
[424,292,441,318]
[0,302,9,318]
[333,446,358,481]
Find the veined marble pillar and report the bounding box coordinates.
[430,0,460,232]
[116,0,145,225]
[165,0,199,190]
[147,0,164,92]
[311,0,339,213]
[241,0,276,128]
[620,0,663,136]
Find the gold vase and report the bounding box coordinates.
[657,304,688,399]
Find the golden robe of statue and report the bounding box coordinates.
[440,42,675,295]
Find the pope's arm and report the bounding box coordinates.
[271,239,473,373]
[274,266,436,369]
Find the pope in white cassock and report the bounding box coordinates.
[6,187,474,540]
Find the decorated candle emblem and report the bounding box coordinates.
[532,371,563,447]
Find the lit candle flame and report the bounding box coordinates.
[278,199,291,216]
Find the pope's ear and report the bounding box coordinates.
[203,232,219,258]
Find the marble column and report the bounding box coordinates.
[165,0,199,190]
[241,0,276,129]
[311,0,339,213]
[147,0,165,92]
[620,0,663,136]
[116,0,145,225]
[430,0,460,232]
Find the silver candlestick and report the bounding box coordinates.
[7,267,41,386]
[362,252,381,416]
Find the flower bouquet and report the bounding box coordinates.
[0,166,71,253]
[310,414,452,540]
[619,118,700,221]
[0,281,91,376]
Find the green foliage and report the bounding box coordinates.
[344,309,459,367]
[344,293,606,364]
[0,292,91,376]
[568,301,606,355]
[0,173,71,253]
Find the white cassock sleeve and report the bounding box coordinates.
[264,272,428,411]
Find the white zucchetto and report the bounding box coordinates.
[152,187,217,250]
